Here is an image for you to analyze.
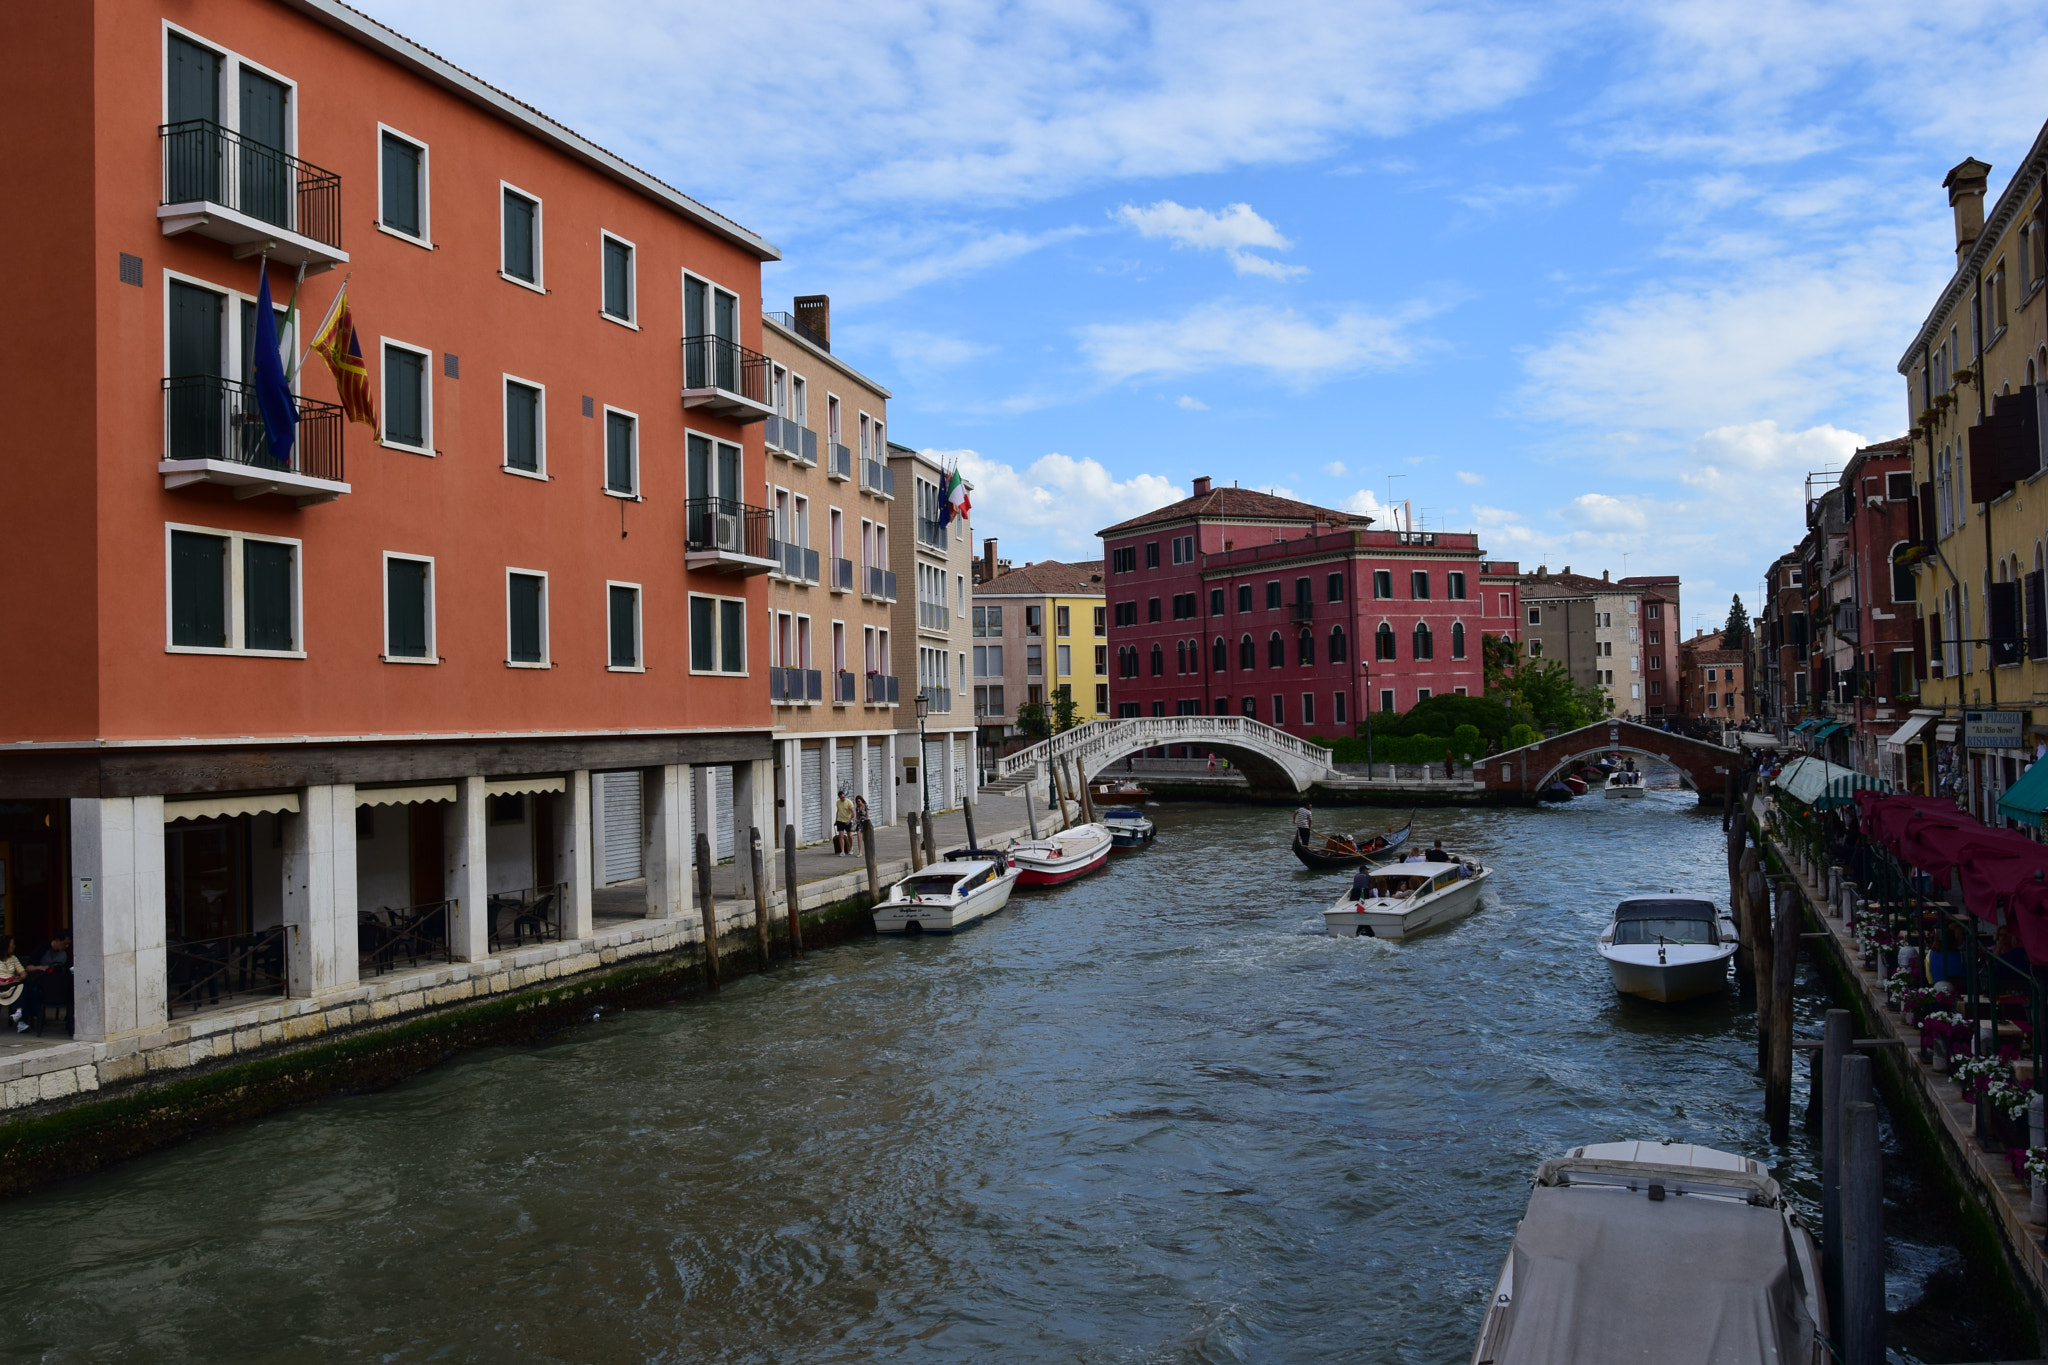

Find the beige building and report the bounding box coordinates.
[886,442,979,815]
[760,300,906,844]
[1519,568,1680,720]
[970,552,1109,743]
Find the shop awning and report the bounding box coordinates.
[164,792,302,822]
[1880,712,1938,750]
[1773,755,1891,809]
[1791,719,1820,734]
[1935,721,1959,742]
[1999,760,2048,828]
[355,783,458,807]
[485,775,566,797]
[1812,721,1849,741]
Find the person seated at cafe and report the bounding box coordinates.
[1424,840,1451,862]
[0,939,25,1032]
[24,936,70,1035]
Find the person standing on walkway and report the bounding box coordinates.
[1293,801,1314,847]
[853,794,872,856]
[833,790,855,855]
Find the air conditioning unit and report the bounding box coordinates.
[713,512,742,551]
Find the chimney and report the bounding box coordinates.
[1944,159,1991,264]
[1192,475,1212,496]
[979,537,999,584]
[793,294,831,351]
[1602,569,1610,582]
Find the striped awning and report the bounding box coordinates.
[163,792,301,822]
[355,783,458,807]
[485,775,566,797]
[1773,755,1891,810]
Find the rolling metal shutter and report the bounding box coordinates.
[924,738,945,812]
[598,771,643,884]
[867,747,884,813]
[800,746,825,843]
[713,765,734,861]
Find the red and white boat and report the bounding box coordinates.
[1009,823,1114,886]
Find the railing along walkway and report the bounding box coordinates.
[996,715,1338,783]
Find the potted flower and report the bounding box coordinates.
[1985,1077,2035,1151]
[1898,984,1945,1028]
[1922,1010,1971,1072]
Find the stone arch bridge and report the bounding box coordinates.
[1476,719,1737,804]
[996,716,1338,793]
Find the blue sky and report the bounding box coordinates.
[366,0,2048,637]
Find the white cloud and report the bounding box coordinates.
[851,327,994,370]
[1081,301,1429,386]
[1565,493,1650,533]
[1324,461,1349,477]
[1177,395,1209,411]
[1114,200,1306,278]
[943,447,1182,557]
[1455,470,1485,485]
[1339,489,1393,520]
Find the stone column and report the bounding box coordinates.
[966,734,979,806]
[646,764,690,921]
[68,795,167,1043]
[733,758,776,897]
[556,770,594,941]
[854,736,870,809]
[444,775,489,961]
[825,738,841,825]
[942,730,957,811]
[283,783,360,993]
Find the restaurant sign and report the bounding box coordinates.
[1963,710,2026,748]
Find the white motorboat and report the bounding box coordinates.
[1009,823,1114,886]
[1323,857,1491,941]
[1470,1140,1826,1365]
[872,853,1023,935]
[1597,896,1737,1002]
[1602,768,1647,797]
[1101,805,1155,849]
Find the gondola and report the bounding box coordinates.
[1290,817,1413,870]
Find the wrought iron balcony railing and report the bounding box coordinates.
[685,497,773,558]
[159,119,343,250]
[162,374,345,482]
[681,334,771,408]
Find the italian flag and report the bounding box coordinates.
[942,466,971,525]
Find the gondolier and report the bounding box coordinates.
[1293,801,1314,847]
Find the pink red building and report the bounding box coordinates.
[1098,480,1520,737]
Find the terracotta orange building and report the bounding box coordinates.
[0,1,785,1049]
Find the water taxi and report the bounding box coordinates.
[872,853,1023,935]
[1323,856,1490,940]
[1603,768,1647,797]
[1009,823,1114,886]
[1597,896,1737,1002]
[1101,806,1156,849]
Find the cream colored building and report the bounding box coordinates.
[886,442,978,815]
[759,300,907,844]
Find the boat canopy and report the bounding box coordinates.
[1614,897,1715,921]
[1102,807,1146,819]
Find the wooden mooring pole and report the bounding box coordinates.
[750,827,771,969]
[1820,1008,1851,1325]
[1753,878,1777,1075]
[907,812,924,871]
[1840,1051,1884,1365]
[923,806,938,865]
[962,797,978,850]
[1733,847,1761,993]
[695,831,721,991]
[1766,880,1797,1143]
[783,822,802,959]
[862,817,880,901]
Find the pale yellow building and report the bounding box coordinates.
[971,554,1108,742]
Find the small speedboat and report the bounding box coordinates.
[1598,896,1737,1002]
[1101,806,1156,849]
[1603,768,1647,797]
[1537,783,1575,803]
[1324,856,1491,940]
[1470,1140,1826,1365]
[1092,782,1151,802]
[873,853,1023,935]
[1561,775,1588,796]
[1291,817,1412,871]
[1010,823,1114,886]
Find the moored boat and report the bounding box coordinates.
[1290,817,1412,870]
[1323,856,1491,940]
[1101,806,1156,849]
[1010,823,1114,885]
[873,853,1023,935]
[1091,782,1151,802]
[1561,775,1588,796]
[1469,1140,1825,1365]
[1597,896,1737,1002]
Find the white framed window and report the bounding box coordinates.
[162,22,301,171]
[689,592,748,674]
[607,581,643,671]
[376,124,430,246]
[500,181,543,290]
[502,374,545,478]
[600,232,636,326]
[603,405,639,497]
[164,522,303,657]
[382,551,436,663]
[506,568,549,667]
[380,337,432,454]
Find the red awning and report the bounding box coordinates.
[1853,791,2048,961]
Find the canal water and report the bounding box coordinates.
[0,784,2031,1363]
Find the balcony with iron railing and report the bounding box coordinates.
[158,120,348,269]
[832,557,854,592]
[160,375,350,506]
[859,458,895,498]
[863,565,898,601]
[866,673,901,705]
[827,442,853,480]
[769,666,823,704]
[766,539,820,583]
[685,497,776,574]
[764,309,831,352]
[835,670,858,703]
[1289,600,1315,622]
[764,414,818,463]
[681,335,773,423]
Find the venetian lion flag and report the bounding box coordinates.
[307,283,377,428]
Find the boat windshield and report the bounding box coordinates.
[1613,917,1717,946]
[898,874,962,899]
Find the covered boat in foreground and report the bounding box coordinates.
[873,852,1023,935]
[1009,823,1114,885]
[1101,806,1156,849]
[1471,1140,1825,1365]
[1597,896,1737,1002]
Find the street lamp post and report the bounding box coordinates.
[914,689,932,822]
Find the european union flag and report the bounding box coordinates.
[252,267,297,466]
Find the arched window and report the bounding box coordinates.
[1451,621,1466,659]
[1413,621,1433,660]
[1176,640,1188,674]
[1883,543,1909,602]
[1268,632,1284,667]
[1329,625,1348,663]
[1298,629,1315,666]
[1240,633,1256,669]
[1149,644,1164,676]
[1213,637,1228,672]
[1376,623,1397,660]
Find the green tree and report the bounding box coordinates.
[1015,702,1049,741]
[1379,693,1515,745]
[1050,687,1081,734]
[1451,723,1484,759]
[1482,632,1522,695]
[1722,594,1752,652]
[1510,658,1608,732]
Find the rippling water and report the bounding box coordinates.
[0,785,2027,1363]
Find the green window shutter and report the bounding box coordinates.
[602,239,632,320]
[386,558,429,658]
[508,574,544,662]
[170,531,228,648]
[605,411,634,494]
[719,599,744,673]
[609,586,638,667]
[380,133,421,236]
[502,190,536,282]
[243,540,294,650]
[689,597,715,671]
[385,347,424,447]
[505,381,539,471]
